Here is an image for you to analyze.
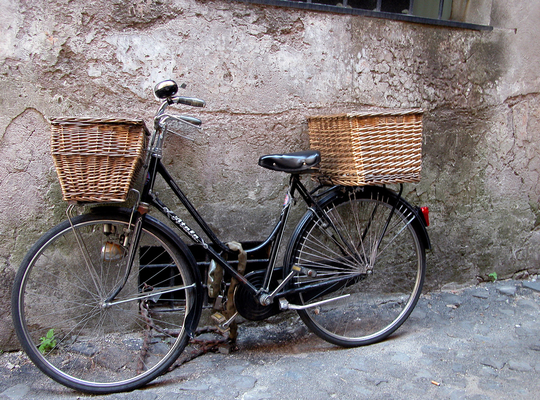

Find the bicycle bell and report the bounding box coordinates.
[154,80,178,99]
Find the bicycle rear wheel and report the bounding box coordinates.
[11,210,201,394]
[286,186,426,347]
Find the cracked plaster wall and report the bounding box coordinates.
[1,0,539,350]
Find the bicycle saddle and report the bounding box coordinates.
[258,150,321,173]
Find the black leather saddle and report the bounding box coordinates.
[258,150,320,173]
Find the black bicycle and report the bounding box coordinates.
[11,80,430,394]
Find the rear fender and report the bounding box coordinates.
[311,186,431,250]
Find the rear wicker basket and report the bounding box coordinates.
[50,117,149,203]
[307,110,423,186]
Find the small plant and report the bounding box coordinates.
[38,329,57,354]
[488,272,498,281]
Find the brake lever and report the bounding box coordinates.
[178,115,202,126]
[156,114,202,131]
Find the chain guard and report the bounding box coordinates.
[234,269,281,321]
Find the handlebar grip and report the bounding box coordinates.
[175,96,206,107]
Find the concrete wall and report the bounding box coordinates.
[1,0,539,350]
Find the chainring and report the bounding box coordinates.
[234,269,281,321]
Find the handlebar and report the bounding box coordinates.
[152,80,205,145]
[171,96,206,108]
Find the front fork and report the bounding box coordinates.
[102,203,149,303]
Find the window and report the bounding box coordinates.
[233,0,492,31]
[306,1,450,20]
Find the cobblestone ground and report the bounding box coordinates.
[2,279,540,400]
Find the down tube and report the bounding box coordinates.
[156,160,229,253]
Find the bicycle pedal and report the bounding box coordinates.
[217,324,231,334]
[212,295,224,311]
[211,312,227,324]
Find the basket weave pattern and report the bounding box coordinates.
[308,110,423,186]
[50,117,148,203]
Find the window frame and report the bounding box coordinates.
[232,0,493,31]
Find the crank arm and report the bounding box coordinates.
[211,311,238,333]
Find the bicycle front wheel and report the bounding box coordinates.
[11,210,201,394]
[286,186,426,347]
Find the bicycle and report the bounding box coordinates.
[11,80,430,394]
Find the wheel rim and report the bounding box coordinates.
[14,216,194,390]
[292,190,425,345]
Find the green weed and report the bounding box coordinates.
[38,329,57,354]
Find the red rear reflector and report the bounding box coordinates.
[421,207,430,227]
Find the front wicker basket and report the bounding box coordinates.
[50,117,149,203]
[308,110,423,186]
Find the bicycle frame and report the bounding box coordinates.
[119,93,426,308]
[12,80,432,395]
[138,152,322,299]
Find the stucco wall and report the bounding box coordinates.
[1,0,539,350]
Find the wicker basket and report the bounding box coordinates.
[50,117,149,203]
[307,110,423,186]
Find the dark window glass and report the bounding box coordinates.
[312,0,342,6]
[380,0,411,14]
[348,1,378,11]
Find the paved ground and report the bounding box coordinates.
[2,279,540,400]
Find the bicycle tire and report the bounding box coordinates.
[11,210,201,394]
[285,186,426,347]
